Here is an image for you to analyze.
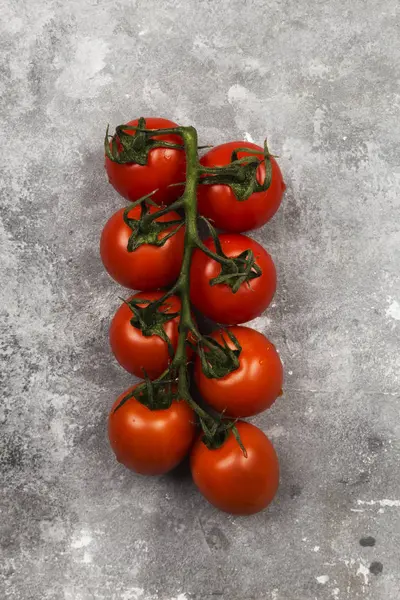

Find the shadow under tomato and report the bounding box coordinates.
[166,454,192,482]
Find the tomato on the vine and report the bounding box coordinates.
[190,233,276,324]
[110,291,193,380]
[195,326,283,418]
[197,141,285,232]
[190,421,279,515]
[105,117,186,205]
[108,386,196,475]
[100,205,184,290]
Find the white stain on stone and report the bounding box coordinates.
[55,38,111,99]
[228,84,251,105]
[244,131,255,143]
[247,315,272,330]
[386,298,400,320]
[313,107,326,147]
[332,588,340,598]
[50,418,70,462]
[170,594,188,600]
[357,499,400,508]
[313,546,320,552]
[316,575,329,584]
[121,589,144,600]
[356,561,370,585]
[82,551,92,564]
[71,531,92,549]
[308,60,331,77]
[133,539,149,553]
[266,425,286,439]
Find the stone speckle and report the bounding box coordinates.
[1,1,400,599]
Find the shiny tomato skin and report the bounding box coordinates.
[195,326,283,418]
[191,421,279,515]
[105,117,186,205]
[110,292,192,380]
[190,233,276,324]
[100,205,184,290]
[108,386,196,475]
[198,141,285,232]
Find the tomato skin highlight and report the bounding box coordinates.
[108,386,196,475]
[195,326,283,418]
[105,117,186,205]
[198,141,285,232]
[190,234,276,325]
[100,205,184,291]
[110,292,192,380]
[190,422,279,515]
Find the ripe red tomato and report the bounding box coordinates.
[105,117,186,205]
[100,205,184,290]
[190,233,276,324]
[195,326,283,418]
[108,386,196,475]
[198,141,285,232]
[110,291,193,380]
[191,421,279,514]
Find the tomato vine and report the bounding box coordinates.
[104,119,276,453]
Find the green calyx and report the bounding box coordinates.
[200,217,262,292]
[200,417,248,458]
[199,140,273,201]
[114,376,178,413]
[198,329,241,379]
[123,296,178,358]
[123,197,183,252]
[105,117,184,165]
[210,248,262,292]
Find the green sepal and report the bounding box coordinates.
[199,417,247,457]
[124,296,179,359]
[113,376,178,414]
[105,117,184,165]
[123,196,184,253]
[199,140,273,201]
[198,328,241,379]
[200,217,262,292]
[210,248,262,293]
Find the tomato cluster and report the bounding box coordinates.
[100,117,285,515]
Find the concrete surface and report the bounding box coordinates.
[1,1,399,599]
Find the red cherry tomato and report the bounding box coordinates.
[108,386,196,475]
[190,234,276,324]
[195,326,283,418]
[100,205,184,290]
[105,117,185,205]
[191,422,279,515]
[110,291,193,380]
[198,141,285,232]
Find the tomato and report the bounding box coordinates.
[110,291,193,380]
[100,205,184,290]
[197,141,285,232]
[105,117,186,205]
[195,326,283,418]
[191,421,279,514]
[108,386,196,475]
[190,233,276,324]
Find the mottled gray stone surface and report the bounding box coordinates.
[1,1,400,599]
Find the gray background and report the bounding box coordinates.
[1,1,399,599]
